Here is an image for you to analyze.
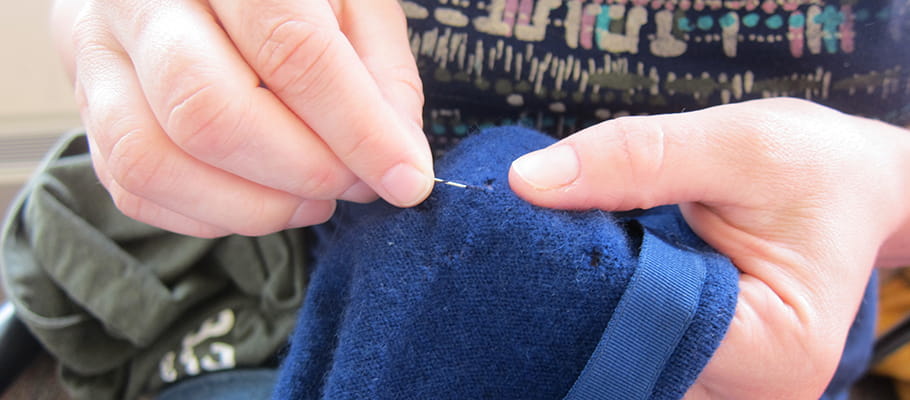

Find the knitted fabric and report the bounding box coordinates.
[272,126,740,399]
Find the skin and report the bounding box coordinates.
[54,1,910,398]
[53,0,434,237]
[510,99,910,398]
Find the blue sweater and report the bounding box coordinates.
[273,127,740,399]
[272,127,875,399]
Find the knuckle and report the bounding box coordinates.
[361,54,424,102]
[754,96,815,114]
[386,63,425,106]
[107,133,167,195]
[230,193,297,236]
[336,127,380,165]
[293,166,348,199]
[255,18,341,95]
[612,117,667,179]
[71,2,106,43]
[87,100,137,155]
[235,205,289,237]
[108,185,146,222]
[735,98,826,139]
[71,18,99,54]
[164,83,244,162]
[608,117,669,209]
[719,105,800,171]
[71,1,131,60]
[72,17,118,69]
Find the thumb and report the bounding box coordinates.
[508,107,767,211]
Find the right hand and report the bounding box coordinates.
[52,0,433,237]
[509,98,910,398]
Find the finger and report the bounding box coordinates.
[87,134,232,238]
[339,179,381,204]
[509,103,780,211]
[71,17,226,237]
[339,0,425,129]
[211,0,434,207]
[73,18,335,236]
[103,128,338,235]
[102,0,364,201]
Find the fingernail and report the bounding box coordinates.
[339,180,379,203]
[381,163,433,207]
[512,145,580,190]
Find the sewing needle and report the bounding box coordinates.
[433,177,468,189]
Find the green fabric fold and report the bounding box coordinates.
[1,131,308,399]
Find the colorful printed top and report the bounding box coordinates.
[404,0,910,153]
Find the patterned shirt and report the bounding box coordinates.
[404,0,910,153]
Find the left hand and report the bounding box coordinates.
[509,98,910,399]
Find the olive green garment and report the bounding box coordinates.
[0,131,310,400]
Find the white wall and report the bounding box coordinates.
[0,0,80,136]
[0,0,81,212]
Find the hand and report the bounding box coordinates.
[52,0,433,237]
[509,98,910,399]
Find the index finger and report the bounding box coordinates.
[212,0,434,207]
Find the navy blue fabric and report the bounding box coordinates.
[565,230,707,400]
[273,126,739,399]
[628,203,878,399]
[820,272,878,400]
